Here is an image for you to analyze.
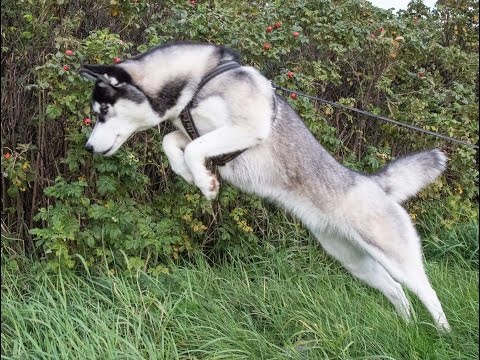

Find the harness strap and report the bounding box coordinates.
[180,60,246,167]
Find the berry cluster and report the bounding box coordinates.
[263,21,301,52]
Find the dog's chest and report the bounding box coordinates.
[172,95,230,137]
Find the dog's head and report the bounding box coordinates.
[79,65,158,156]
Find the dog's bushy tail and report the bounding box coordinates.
[372,149,447,203]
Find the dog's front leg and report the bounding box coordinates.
[184,125,265,200]
[162,130,194,184]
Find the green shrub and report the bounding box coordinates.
[1,0,478,271]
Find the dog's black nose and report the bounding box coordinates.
[85,143,94,153]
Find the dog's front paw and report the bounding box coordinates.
[197,172,220,200]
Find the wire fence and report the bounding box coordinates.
[272,84,479,150]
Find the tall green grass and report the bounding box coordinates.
[418,208,479,269]
[2,236,478,359]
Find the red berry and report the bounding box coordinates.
[113,57,121,64]
[290,93,298,100]
[83,118,92,125]
[418,72,425,78]
[263,42,271,50]
[287,71,294,79]
[4,152,11,160]
[63,65,70,71]
[65,49,74,56]
[293,31,300,38]
[274,21,282,29]
[266,26,273,33]
[189,0,195,5]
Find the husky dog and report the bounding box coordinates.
[80,42,450,330]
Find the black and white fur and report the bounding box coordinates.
[80,42,450,331]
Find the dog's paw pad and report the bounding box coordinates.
[198,173,219,200]
[210,176,219,192]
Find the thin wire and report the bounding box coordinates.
[273,84,479,149]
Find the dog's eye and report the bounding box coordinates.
[100,106,108,115]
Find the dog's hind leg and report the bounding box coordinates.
[401,263,450,331]
[162,130,194,184]
[367,241,450,331]
[347,202,450,331]
[313,229,412,320]
[381,224,450,331]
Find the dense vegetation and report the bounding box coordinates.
[1,0,478,271]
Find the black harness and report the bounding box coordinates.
[179,60,258,167]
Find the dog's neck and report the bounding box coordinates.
[118,47,225,122]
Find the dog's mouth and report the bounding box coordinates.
[101,144,119,157]
[98,134,125,157]
[101,146,113,156]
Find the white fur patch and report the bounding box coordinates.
[92,102,101,113]
[104,74,119,86]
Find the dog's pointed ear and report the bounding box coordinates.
[79,64,132,88]
[79,65,103,81]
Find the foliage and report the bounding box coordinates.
[1,0,478,271]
